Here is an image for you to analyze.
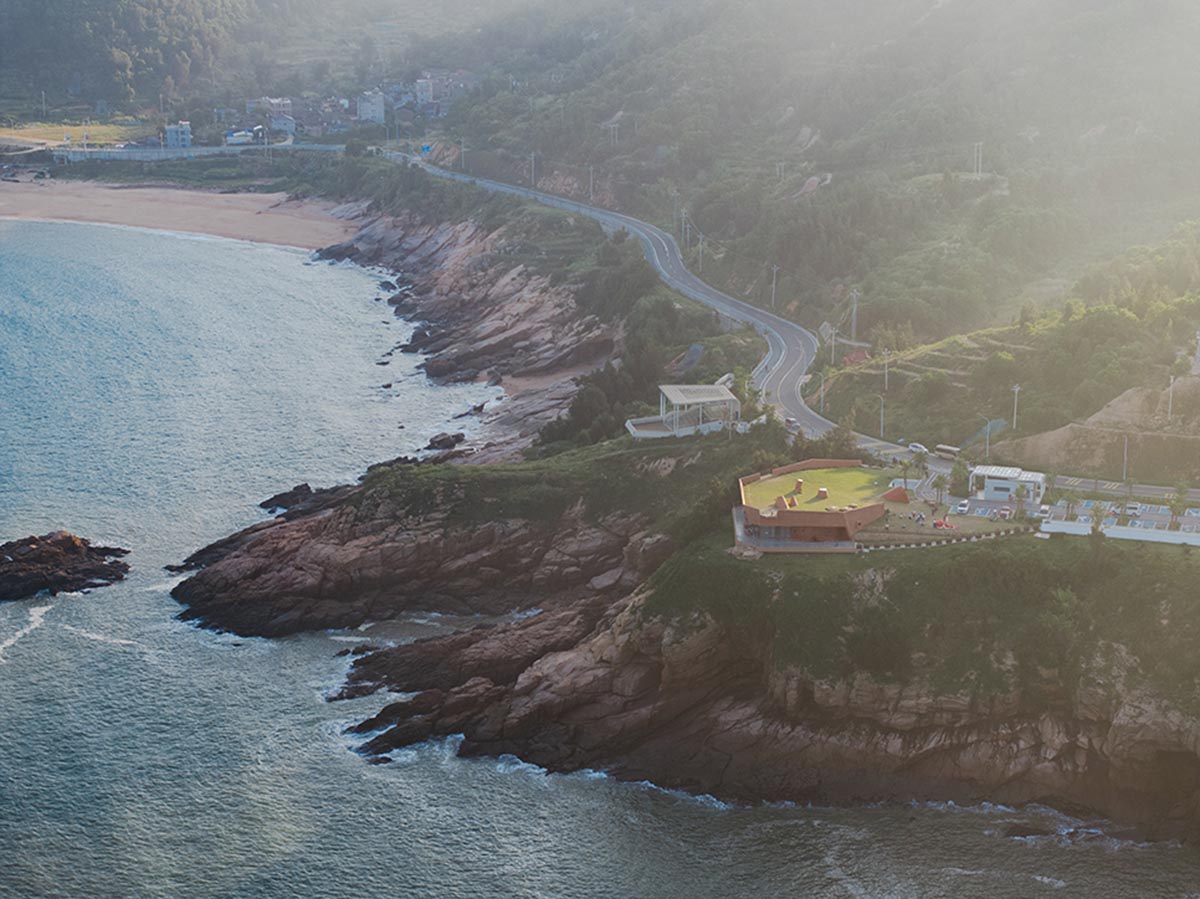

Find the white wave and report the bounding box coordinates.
[630,779,733,810]
[62,625,144,649]
[914,799,1016,815]
[1031,875,1067,889]
[572,768,611,781]
[141,575,187,592]
[495,754,550,778]
[0,604,52,663]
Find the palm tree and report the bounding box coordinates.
[913,450,930,476]
[1063,489,1081,521]
[899,458,913,490]
[932,473,947,512]
[1014,484,1028,520]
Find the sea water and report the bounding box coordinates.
[0,220,1197,898]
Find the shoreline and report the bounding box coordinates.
[0,180,358,249]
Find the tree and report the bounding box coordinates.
[932,473,947,510]
[1014,484,1028,519]
[950,457,970,497]
[912,450,930,476]
[1170,480,1191,531]
[1063,489,1081,521]
[899,458,913,489]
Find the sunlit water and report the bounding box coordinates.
[0,220,1197,898]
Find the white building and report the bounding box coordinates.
[972,465,1046,505]
[415,79,435,105]
[626,384,741,440]
[164,121,192,149]
[246,96,292,116]
[357,90,386,124]
[269,113,296,135]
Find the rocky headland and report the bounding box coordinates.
[0,531,130,601]
[169,423,1200,839]
[169,453,677,637]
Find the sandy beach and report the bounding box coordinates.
[0,180,359,249]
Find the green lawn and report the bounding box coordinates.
[742,466,894,511]
[0,122,152,146]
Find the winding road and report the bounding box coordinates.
[389,152,882,446]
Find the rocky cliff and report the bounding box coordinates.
[170,471,674,637]
[344,587,1200,840]
[321,207,617,461]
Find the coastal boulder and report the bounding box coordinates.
[0,531,130,601]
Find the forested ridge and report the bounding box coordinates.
[415,0,1200,343]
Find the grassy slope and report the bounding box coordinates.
[816,274,1200,453]
[361,425,790,542]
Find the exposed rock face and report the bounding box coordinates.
[170,473,671,636]
[318,212,617,459]
[347,594,1200,839]
[0,531,130,601]
[258,483,313,512]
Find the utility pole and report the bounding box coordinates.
[42,90,47,119]
[681,208,689,251]
[698,235,704,273]
[770,264,780,311]
[1169,374,1176,419]
[588,165,594,203]
[876,394,885,439]
[529,151,535,186]
[979,413,991,459]
[672,191,679,235]
[830,326,838,365]
[973,141,983,176]
[1123,433,1129,483]
[883,348,890,391]
[850,288,860,341]
[1011,383,1021,430]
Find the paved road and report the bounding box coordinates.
[386,152,867,441]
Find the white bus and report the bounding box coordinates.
[934,444,961,461]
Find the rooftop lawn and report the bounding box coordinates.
[742,466,896,512]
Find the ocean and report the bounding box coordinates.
[0,219,1196,898]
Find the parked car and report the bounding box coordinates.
[1038,504,1051,518]
[1125,502,1141,518]
[955,500,970,515]
[999,506,1013,520]
[908,442,929,455]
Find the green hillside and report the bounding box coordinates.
[817,222,1200,449]
[409,0,1200,343]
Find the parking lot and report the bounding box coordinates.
[953,497,1200,532]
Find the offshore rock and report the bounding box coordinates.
[0,531,130,601]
